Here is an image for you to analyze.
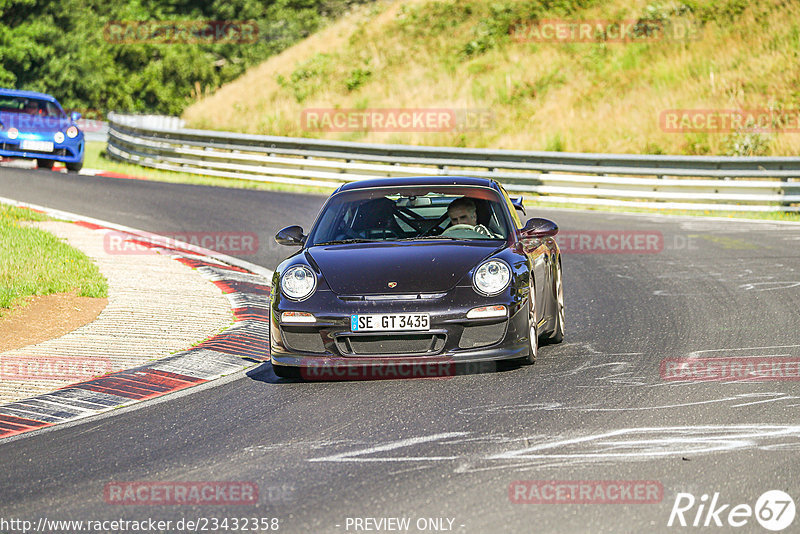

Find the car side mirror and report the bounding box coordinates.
[521,218,558,239]
[70,111,82,122]
[275,225,305,246]
[510,197,526,216]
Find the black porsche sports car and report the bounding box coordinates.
[270,176,564,378]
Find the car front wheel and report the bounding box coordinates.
[66,160,83,172]
[547,259,565,344]
[524,283,538,364]
[37,158,54,170]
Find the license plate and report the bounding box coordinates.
[351,313,430,332]
[21,140,54,152]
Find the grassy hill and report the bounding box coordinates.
[183,0,800,156]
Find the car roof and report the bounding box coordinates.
[336,176,502,193]
[0,88,59,103]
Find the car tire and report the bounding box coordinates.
[66,160,83,172]
[547,259,565,344]
[37,159,55,170]
[524,283,538,365]
[272,363,300,379]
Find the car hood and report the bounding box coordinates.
[306,240,504,295]
[0,111,72,133]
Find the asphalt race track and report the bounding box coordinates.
[2,167,800,533]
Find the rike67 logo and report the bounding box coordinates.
[668,490,795,531]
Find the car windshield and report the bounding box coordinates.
[307,185,512,246]
[0,96,65,117]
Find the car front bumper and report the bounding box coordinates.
[0,136,84,164]
[270,286,532,373]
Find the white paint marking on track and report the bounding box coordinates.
[693,345,800,354]
[730,395,800,408]
[487,425,800,461]
[457,392,800,415]
[309,432,469,463]
[739,281,800,291]
[308,426,800,473]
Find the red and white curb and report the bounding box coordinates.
[0,198,273,440]
[79,167,149,180]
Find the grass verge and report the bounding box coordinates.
[0,204,108,315]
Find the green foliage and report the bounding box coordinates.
[0,0,372,114]
[462,2,532,57]
[276,52,334,102]
[395,1,476,38]
[683,133,711,155]
[344,66,372,92]
[642,1,694,21]
[643,142,665,154]
[496,79,535,105]
[724,132,772,156]
[456,0,605,58]
[681,0,751,23]
[545,132,566,151]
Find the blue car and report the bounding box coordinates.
[0,89,84,171]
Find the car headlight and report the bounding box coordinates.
[7,127,18,140]
[54,132,65,143]
[281,265,317,300]
[473,259,511,296]
[66,126,79,138]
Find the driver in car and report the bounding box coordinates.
[446,197,494,237]
[23,100,42,115]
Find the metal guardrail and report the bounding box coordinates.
[82,121,108,143]
[106,113,800,212]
